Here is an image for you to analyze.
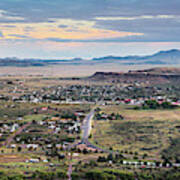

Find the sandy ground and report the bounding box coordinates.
[0,64,179,77]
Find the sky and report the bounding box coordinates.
[0,0,180,59]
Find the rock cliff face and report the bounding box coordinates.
[89,68,180,84]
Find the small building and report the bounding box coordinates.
[28,159,39,163]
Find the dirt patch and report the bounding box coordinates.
[0,154,26,163]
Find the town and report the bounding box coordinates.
[0,73,179,179]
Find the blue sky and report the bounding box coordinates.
[0,0,180,59]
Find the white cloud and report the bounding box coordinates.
[95,15,178,21]
[0,9,24,21]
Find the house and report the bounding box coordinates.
[10,144,16,148]
[10,124,19,132]
[123,161,128,165]
[147,162,156,166]
[51,117,59,121]
[46,144,52,149]
[43,159,48,163]
[3,124,9,130]
[173,163,180,167]
[38,121,45,125]
[26,144,38,149]
[41,107,48,111]
[27,159,39,163]
[16,137,21,142]
[31,98,39,103]
[55,144,62,148]
[16,117,23,121]
[172,102,180,106]
[49,125,56,129]
[55,127,61,133]
[72,153,79,157]
[124,99,132,104]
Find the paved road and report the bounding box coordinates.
[67,103,108,179]
[67,109,95,180]
[67,162,72,180]
[67,107,96,150]
[3,121,32,147]
[82,109,95,141]
[68,101,108,152]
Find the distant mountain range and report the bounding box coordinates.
[91,49,180,65]
[1,49,180,66]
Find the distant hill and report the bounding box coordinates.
[92,49,180,65]
[129,67,180,75]
[88,67,180,84]
[0,49,180,66]
[0,58,83,67]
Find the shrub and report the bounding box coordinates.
[57,171,67,179]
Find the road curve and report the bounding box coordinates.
[68,101,109,152]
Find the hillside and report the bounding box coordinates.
[92,49,180,65]
[89,67,180,84]
[129,67,180,75]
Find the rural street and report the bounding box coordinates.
[3,121,32,147]
[82,109,95,141]
[67,106,96,180]
[67,106,96,150]
[68,101,106,151]
[67,102,105,180]
[67,162,72,180]
[82,100,103,142]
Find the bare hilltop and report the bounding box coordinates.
[89,67,180,84]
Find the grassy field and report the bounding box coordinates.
[91,105,180,160]
[0,65,167,77]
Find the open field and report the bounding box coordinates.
[0,64,179,77]
[91,105,180,159]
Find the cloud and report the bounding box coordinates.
[8,34,28,38]
[95,15,178,21]
[0,17,144,41]
[94,15,180,42]
[23,26,35,32]
[0,0,178,44]
[0,31,4,37]
[0,9,24,22]
[0,0,180,22]
[0,0,180,58]
[46,34,144,43]
[58,25,68,28]
[0,25,16,28]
